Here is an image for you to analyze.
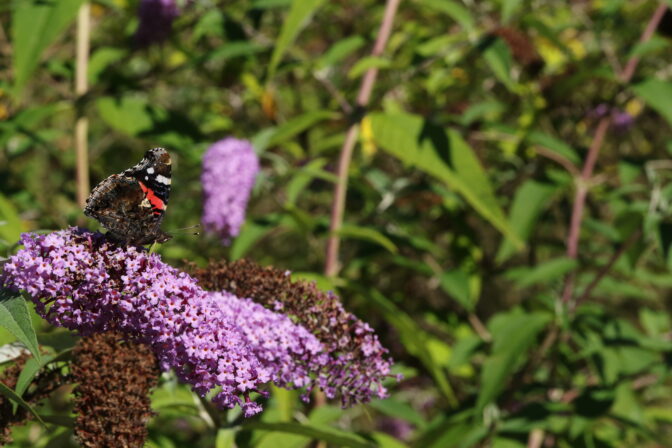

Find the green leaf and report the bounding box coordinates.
[316,36,366,69]
[483,38,515,91]
[215,428,238,448]
[88,47,126,84]
[633,79,672,127]
[505,257,578,288]
[11,0,85,97]
[420,0,474,32]
[208,42,266,63]
[527,130,580,164]
[0,290,41,364]
[440,270,472,311]
[267,0,326,79]
[286,158,330,205]
[368,290,457,406]
[12,354,56,413]
[476,311,551,411]
[369,112,523,248]
[230,221,274,260]
[336,225,398,253]
[267,110,337,148]
[0,381,45,426]
[502,0,524,23]
[0,193,24,245]
[244,422,375,448]
[496,180,557,263]
[348,56,391,79]
[96,96,155,136]
[368,398,427,428]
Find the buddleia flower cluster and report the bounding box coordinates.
[192,259,397,406]
[201,138,260,244]
[1,228,392,416]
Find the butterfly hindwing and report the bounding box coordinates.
[84,148,172,245]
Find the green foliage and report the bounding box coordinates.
[2,0,672,446]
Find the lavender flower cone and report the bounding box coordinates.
[201,138,260,244]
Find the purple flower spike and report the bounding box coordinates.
[0,229,339,417]
[201,138,260,244]
[135,0,180,47]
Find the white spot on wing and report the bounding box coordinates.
[147,167,155,174]
[156,174,171,185]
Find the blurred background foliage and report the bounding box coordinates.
[3,0,672,446]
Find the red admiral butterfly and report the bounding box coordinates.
[84,148,172,245]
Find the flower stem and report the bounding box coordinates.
[324,0,401,278]
[560,2,667,306]
[75,2,91,209]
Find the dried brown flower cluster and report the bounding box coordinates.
[0,353,66,445]
[493,27,544,75]
[72,332,159,448]
[191,259,394,405]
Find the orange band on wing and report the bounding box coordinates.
[139,181,166,214]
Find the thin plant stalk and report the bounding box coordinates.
[560,2,667,306]
[75,2,91,209]
[324,0,402,278]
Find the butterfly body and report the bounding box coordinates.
[84,148,172,245]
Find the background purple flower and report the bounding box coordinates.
[201,138,260,244]
[135,0,180,47]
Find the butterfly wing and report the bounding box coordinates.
[84,147,172,245]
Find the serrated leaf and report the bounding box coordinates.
[267,0,326,79]
[12,0,85,97]
[369,112,523,248]
[0,381,45,426]
[244,422,375,448]
[0,290,41,363]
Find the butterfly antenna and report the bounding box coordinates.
[168,224,201,236]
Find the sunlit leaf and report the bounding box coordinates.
[267,0,326,79]
[477,311,551,411]
[370,112,523,248]
[244,422,375,448]
[0,289,41,364]
[633,79,672,127]
[11,0,85,97]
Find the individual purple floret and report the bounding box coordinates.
[201,138,260,244]
[1,228,365,417]
[135,0,180,47]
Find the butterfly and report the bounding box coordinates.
[84,148,172,245]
